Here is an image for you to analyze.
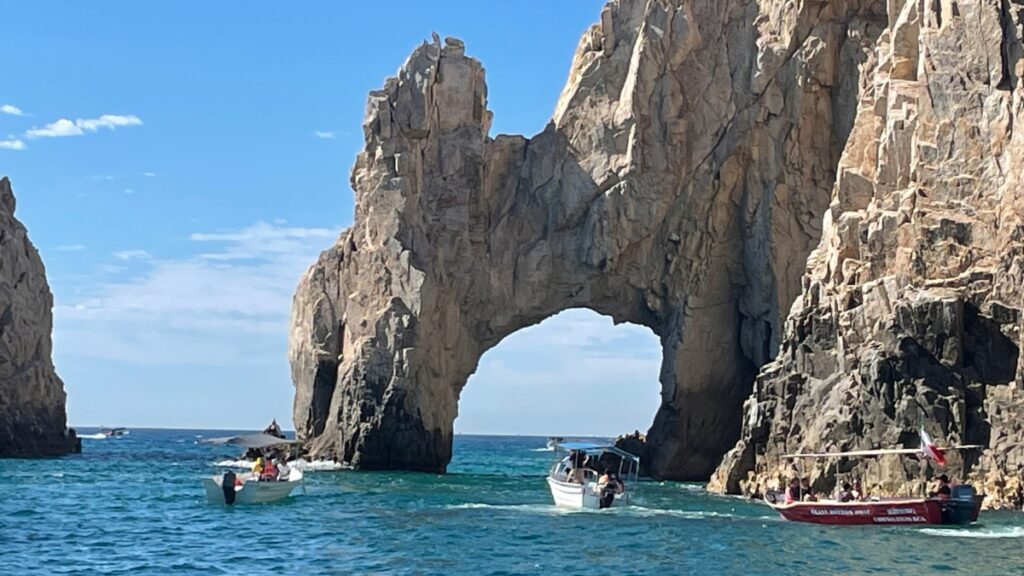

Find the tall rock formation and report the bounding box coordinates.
[0,177,79,457]
[712,0,1024,508]
[290,0,887,478]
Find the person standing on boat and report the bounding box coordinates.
[852,479,865,501]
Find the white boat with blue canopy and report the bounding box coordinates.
[200,433,303,505]
[547,441,640,510]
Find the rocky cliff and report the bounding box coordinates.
[0,177,79,457]
[712,0,1024,509]
[290,0,891,478]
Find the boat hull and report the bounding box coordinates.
[769,496,983,526]
[547,477,629,510]
[203,470,303,504]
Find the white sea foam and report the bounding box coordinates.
[918,527,1024,539]
[445,502,569,515]
[79,433,107,440]
[213,458,346,471]
[530,447,554,452]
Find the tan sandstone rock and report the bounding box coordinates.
[0,177,79,457]
[712,0,1024,509]
[290,0,888,478]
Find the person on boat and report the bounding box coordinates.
[261,457,280,481]
[851,479,865,501]
[263,419,284,439]
[785,477,801,504]
[251,455,265,480]
[835,482,855,502]
[800,477,817,502]
[276,457,291,481]
[567,450,588,484]
[930,474,952,498]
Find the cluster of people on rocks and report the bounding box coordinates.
[784,474,955,504]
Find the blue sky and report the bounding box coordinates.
[1,1,661,436]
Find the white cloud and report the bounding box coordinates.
[112,249,152,261]
[314,130,336,139]
[0,138,26,150]
[90,175,116,181]
[26,114,142,138]
[123,189,135,195]
[57,244,87,252]
[53,221,339,367]
[1,104,27,116]
[142,172,158,177]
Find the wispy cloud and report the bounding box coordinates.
[0,138,26,150]
[26,114,142,138]
[57,244,87,252]
[313,130,336,139]
[54,222,340,367]
[90,175,116,181]
[141,172,158,178]
[1,104,27,116]
[123,189,135,195]
[112,249,152,261]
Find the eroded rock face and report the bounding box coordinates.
[0,177,79,457]
[712,0,1024,508]
[291,1,886,478]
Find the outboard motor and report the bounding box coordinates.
[939,484,980,525]
[222,471,237,505]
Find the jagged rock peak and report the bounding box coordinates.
[0,177,79,457]
[290,0,889,479]
[711,0,1024,510]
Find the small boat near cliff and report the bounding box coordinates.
[765,428,984,526]
[200,433,303,505]
[547,441,639,510]
[100,427,129,438]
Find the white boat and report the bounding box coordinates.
[203,469,304,504]
[100,427,129,438]
[200,432,303,505]
[546,441,640,510]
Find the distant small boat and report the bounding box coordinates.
[546,441,639,510]
[100,427,129,438]
[546,437,565,450]
[200,433,303,505]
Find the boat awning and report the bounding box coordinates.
[782,445,984,459]
[200,433,298,449]
[554,441,639,461]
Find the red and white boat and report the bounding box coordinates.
[766,491,983,526]
[765,428,984,526]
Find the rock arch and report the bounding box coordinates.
[289,0,886,479]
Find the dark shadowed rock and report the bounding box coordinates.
[0,177,79,457]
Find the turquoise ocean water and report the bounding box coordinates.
[2,429,1023,575]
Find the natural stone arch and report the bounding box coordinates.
[290,0,885,479]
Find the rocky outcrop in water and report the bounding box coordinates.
[290,0,890,478]
[711,0,1024,509]
[0,177,79,457]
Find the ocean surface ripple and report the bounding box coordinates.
[2,430,1023,575]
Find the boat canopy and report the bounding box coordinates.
[553,441,639,462]
[201,433,298,449]
[782,445,983,459]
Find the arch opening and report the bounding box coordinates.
[454,308,661,439]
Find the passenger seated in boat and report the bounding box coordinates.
[852,479,865,501]
[598,468,624,494]
[784,478,801,504]
[835,482,855,502]
[251,456,265,481]
[261,458,279,481]
[929,474,952,498]
[800,477,817,502]
[567,450,589,484]
[276,457,291,481]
